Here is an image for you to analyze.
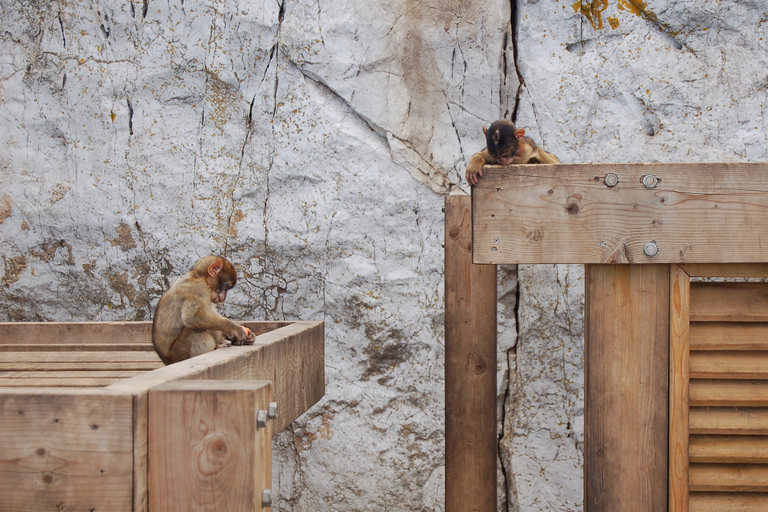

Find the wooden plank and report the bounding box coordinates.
[0,388,134,511]
[681,264,768,278]
[0,370,146,379]
[444,194,497,512]
[690,282,768,322]
[584,264,669,512]
[0,361,164,371]
[0,321,289,346]
[691,322,768,351]
[0,351,162,362]
[0,377,128,387]
[690,407,768,435]
[689,492,768,512]
[689,435,768,463]
[148,380,272,512]
[690,380,768,406]
[670,264,691,512]
[689,464,768,492]
[690,351,768,379]
[0,343,154,352]
[471,163,768,264]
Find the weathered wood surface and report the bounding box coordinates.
[0,388,135,512]
[584,264,669,512]
[689,493,768,512]
[444,194,497,512]
[689,435,768,463]
[148,380,272,512]
[670,264,691,512]
[472,163,768,264]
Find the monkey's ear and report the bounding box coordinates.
[482,126,488,135]
[514,128,526,139]
[208,258,224,277]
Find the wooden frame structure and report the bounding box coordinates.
[0,320,324,511]
[445,163,768,511]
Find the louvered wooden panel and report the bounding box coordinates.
[671,267,768,512]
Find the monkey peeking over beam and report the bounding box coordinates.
[152,255,256,365]
[465,119,561,186]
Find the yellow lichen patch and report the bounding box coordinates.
[229,209,245,237]
[0,195,11,225]
[572,0,609,30]
[608,16,620,29]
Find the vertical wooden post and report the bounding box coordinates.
[444,194,497,512]
[584,264,670,511]
[669,265,690,512]
[148,380,273,512]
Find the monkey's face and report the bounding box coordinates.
[485,120,519,165]
[207,276,233,304]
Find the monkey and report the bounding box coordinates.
[152,255,255,365]
[465,119,561,186]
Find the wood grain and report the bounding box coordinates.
[148,380,272,512]
[689,282,768,322]
[584,264,669,512]
[0,388,134,512]
[690,380,768,406]
[690,351,768,379]
[472,163,768,264]
[444,194,497,512]
[689,492,768,512]
[690,322,768,351]
[689,463,768,492]
[670,265,691,512]
[689,435,768,463]
[690,407,768,435]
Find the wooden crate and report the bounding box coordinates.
[0,320,325,512]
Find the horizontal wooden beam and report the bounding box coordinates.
[472,163,768,264]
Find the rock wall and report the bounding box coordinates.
[1,0,766,510]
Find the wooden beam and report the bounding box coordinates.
[0,388,134,511]
[670,264,691,512]
[148,380,273,512]
[444,194,497,512]
[584,264,670,512]
[472,163,768,264]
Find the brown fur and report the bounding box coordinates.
[466,119,561,186]
[151,255,254,365]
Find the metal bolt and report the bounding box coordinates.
[642,174,659,189]
[604,173,619,187]
[268,402,278,420]
[494,238,499,243]
[491,247,497,252]
[643,241,659,257]
[262,489,273,508]
[600,241,607,247]
[257,410,268,429]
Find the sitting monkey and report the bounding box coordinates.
[466,119,561,186]
[152,255,255,364]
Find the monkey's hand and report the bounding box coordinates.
[466,151,488,186]
[229,325,255,346]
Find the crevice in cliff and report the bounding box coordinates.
[509,0,524,122]
[126,97,134,136]
[57,10,66,48]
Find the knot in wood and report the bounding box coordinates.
[466,352,487,375]
[565,194,583,215]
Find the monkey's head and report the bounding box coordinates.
[484,119,525,165]
[193,255,238,304]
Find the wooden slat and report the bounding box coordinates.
[691,322,768,351]
[0,351,162,362]
[0,377,128,387]
[690,351,768,379]
[690,283,768,322]
[471,163,768,264]
[689,435,768,463]
[0,361,164,371]
[148,380,272,512]
[690,407,768,435]
[0,370,145,379]
[0,388,134,511]
[681,264,768,278]
[689,492,768,512]
[670,264,691,512]
[0,321,289,346]
[585,264,669,512]
[444,194,497,512]
[690,464,768,492]
[0,343,154,352]
[690,380,768,406]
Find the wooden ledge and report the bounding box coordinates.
[471,163,768,264]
